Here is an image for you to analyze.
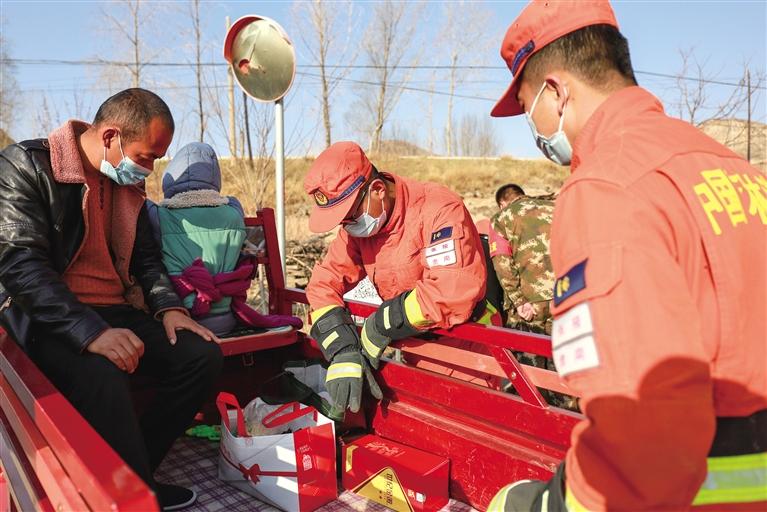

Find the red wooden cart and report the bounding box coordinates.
[0,208,579,511]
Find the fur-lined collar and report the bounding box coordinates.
[160,189,229,209]
[48,120,91,184]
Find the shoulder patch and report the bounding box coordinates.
[488,226,512,258]
[430,226,453,244]
[552,302,600,377]
[553,259,587,306]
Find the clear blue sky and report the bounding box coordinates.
[1,0,765,158]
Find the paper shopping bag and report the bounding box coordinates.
[216,392,337,511]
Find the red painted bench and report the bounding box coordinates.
[0,333,157,511]
[214,208,304,357]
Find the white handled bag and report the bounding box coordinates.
[216,392,337,511]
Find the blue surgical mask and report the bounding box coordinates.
[343,193,387,238]
[526,82,572,166]
[100,133,152,185]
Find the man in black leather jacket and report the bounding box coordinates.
[0,88,223,511]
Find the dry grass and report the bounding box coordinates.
[146,155,567,241]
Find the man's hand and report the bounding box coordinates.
[86,328,145,373]
[325,349,383,414]
[517,302,535,321]
[161,310,220,345]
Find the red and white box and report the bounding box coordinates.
[341,434,449,512]
[217,392,337,511]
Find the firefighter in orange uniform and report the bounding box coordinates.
[488,1,766,510]
[305,142,492,414]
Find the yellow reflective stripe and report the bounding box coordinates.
[487,480,546,512]
[477,301,498,326]
[404,289,432,328]
[326,362,362,381]
[361,322,382,358]
[693,452,767,506]
[321,331,339,350]
[541,490,550,512]
[383,306,391,330]
[487,483,514,512]
[565,483,590,512]
[311,305,338,323]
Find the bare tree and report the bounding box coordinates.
[457,113,499,157]
[351,0,423,154]
[0,29,18,137]
[35,95,61,137]
[672,48,764,142]
[440,1,493,156]
[191,0,205,142]
[425,71,437,155]
[98,0,168,89]
[32,89,93,138]
[475,116,500,157]
[457,114,477,157]
[291,0,358,148]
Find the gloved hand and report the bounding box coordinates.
[325,348,383,414]
[361,291,422,369]
[309,306,361,362]
[487,463,566,512]
[310,306,384,414]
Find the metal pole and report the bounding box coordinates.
[226,17,236,157]
[746,69,751,163]
[275,98,286,277]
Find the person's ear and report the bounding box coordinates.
[544,74,569,116]
[101,127,119,149]
[369,178,386,200]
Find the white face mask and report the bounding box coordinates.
[343,191,387,238]
[525,82,573,166]
[100,133,152,185]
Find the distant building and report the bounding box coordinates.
[700,118,766,171]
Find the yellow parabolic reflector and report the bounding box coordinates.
[228,17,295,102]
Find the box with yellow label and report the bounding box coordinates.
[341,434,449,512]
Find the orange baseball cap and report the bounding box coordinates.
[304,141,374,233]
[491,0,618,117]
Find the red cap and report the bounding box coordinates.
[491,0,618,117]
[304,142,374,233]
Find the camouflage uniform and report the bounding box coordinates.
[489,196,555,335]
[490,197,578,410]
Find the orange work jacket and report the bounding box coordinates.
[549,87,767,510]
[307,174,487,329]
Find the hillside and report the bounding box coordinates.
[146,155,566,242]
[701,118,766,171]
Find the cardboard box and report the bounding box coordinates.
[341,434,449,512]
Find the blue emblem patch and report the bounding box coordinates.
[430,226,453,244]
[553,259,587,307]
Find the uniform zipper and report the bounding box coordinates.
[0,296,12,312]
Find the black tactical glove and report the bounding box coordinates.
[325,348,383,414]
[310,306,360,362]
[361,291,422,369]
[487,463,566,512]
[310,306,383,414]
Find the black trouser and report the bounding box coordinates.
[28,305,224,489]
